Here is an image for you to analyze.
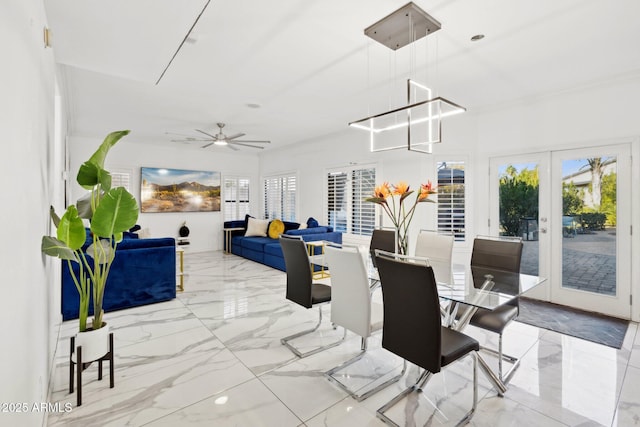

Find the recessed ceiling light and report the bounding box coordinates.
[246,103,261,109]
[471,34,485,42]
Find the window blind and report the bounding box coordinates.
[327,171,348,233]
[263,174,296,221]
[351,168,376,235]
[326,166,376,236]
[224,177,250,221]
[437,161,466,241]
[110,170,131,192]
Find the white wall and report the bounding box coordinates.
[68,137,260,252]
[1,1,62,426]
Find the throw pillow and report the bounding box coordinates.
[244,214,254,230]
[298,223,308,230]
[245,217,269,237]
[307,217,319,228]
[268,219,285,239]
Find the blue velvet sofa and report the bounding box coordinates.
[224,219,342,271]
[61,232,177,321]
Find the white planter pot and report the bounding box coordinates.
[71,322,110,363]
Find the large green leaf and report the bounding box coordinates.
[90,187,139,238]
[88,130,130,169]
[57,206,87,250]
[50,206,61,227]
[76,130,129,189]
[76,163,112,191]
[86,239,113,264]
[41,236,78,262]
[76,192,94,219]
[76,161,101,190]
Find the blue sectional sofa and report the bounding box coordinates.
[224,219,342,271]
[61,232,177,321]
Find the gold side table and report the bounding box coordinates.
[223,227,244,254]
[306,240,330,279]
[176,247,185,292]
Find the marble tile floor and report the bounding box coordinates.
[47,251,640,426]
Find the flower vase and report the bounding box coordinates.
[396,229,409,256]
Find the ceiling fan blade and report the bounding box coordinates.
[196,129,218,139]
[233,140,271,144]
[171,138,212,142]
[227,144,240,151]
[201,142,215,148]
[225,133,245,141]
[228,141,266,149]
[166,131,209,138]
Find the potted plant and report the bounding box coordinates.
[41,130,138,360]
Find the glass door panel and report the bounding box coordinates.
[551,145,630,318]
[560,157,617,295]
[490,153,550,301]
[498,162,540,276]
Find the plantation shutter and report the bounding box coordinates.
[264,174,296,221]
[326,166,376,236]
[351,168,376,235]
[327,172,348,232]
[437,161,466,242]
[111,170,131,192]
[224,177,250,221]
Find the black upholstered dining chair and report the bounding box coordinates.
[374,250,479,426]
[369,228,396,268]
[279,235,345,358]
[468,235,523,385]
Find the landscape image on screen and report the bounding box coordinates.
[140,167,221,213]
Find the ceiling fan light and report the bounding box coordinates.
[214,140,228,146]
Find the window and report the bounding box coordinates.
[437,161,465,241]
[110,169,131,192]
[223,177,250,221]
[263,174,296,221]
[327,166,376,236]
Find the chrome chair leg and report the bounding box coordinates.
[281,306,346,358]
[377,354,477,427]
[325,347,407,402]
[478,333,520,386]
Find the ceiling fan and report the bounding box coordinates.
[167,123,271,150]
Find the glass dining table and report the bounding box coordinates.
[312,244,546,395]
[365,257,547,395]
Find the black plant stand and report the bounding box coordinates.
[69,333,114,406]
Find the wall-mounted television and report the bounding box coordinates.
[140,167,221,213]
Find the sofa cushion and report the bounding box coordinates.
[241,236,274,252]
[245,217,269,237]
[118,237,175,250]
[307,217,319,228]
[283,221,300,232]
[285,226,329,236]
[268,219,285,239]
[264,242,284,257]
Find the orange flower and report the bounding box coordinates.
[418,180,436,200]
[392,181,410,196]
[373,182,391,199]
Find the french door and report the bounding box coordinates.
[490,144,631,318]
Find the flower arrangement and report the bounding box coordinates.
[365,181,437,255]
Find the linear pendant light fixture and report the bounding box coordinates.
[349,2,466,153]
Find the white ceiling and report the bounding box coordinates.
[44,0,640,152]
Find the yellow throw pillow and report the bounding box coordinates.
[268,219,285,239]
